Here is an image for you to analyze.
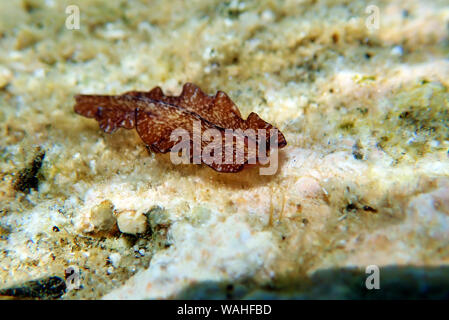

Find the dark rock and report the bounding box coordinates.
[0,276,66,299]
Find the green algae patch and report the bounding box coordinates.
[335,81,449,163]
[377,82,449,162]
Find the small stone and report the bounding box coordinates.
[0,276,66,299]
[90,200,116,232]
[295,177,323,199]
[145,205,170,229]
[117,210,147,235]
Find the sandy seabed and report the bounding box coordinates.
[0,0,448,299]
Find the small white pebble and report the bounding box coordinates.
[99,23,126,40]
[109,252,121,268]
[138,248,145,256]
[89,160,96,173]
[224,18,233,27]
[45,0,55,7]
[33,68,45,78]
[117,210,147,235]
[261,10,274,22]
[89,200,116,232]
[430,140,440,148]
[391,46,404,56]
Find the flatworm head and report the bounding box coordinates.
[74,83,287,173]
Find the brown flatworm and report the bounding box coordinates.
[74,83,286,173]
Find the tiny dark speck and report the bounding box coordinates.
[353,151,363,160]
[352,141,364,160]
[363,205,378,213]
[346,203,357,211]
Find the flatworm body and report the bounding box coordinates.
[74,83,286,173]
